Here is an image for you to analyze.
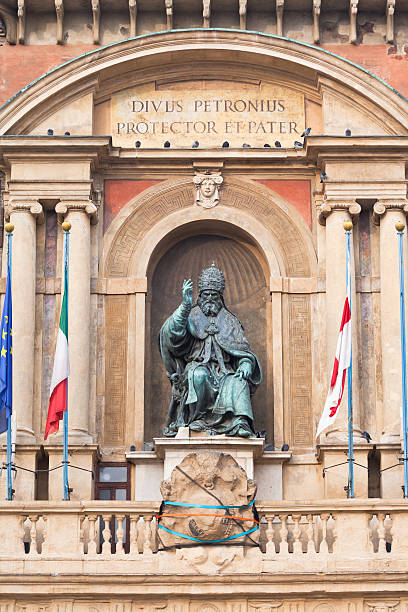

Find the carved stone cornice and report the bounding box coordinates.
[318,200,361,226]
[55,199,98,224]
[373,199,408,225]
[6,199,44,223]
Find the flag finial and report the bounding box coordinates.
[62,221,71,232]
[4,224,14,234]
[343,221,353,231]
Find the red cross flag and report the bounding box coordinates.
[316,264,352,438]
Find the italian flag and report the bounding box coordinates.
[44,266,69,440]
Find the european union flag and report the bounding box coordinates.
[0,259,12,434]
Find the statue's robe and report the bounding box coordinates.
[160,302,262,437]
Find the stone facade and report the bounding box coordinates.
[0,2,408,609]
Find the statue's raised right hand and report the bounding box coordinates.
[182,279,193,307]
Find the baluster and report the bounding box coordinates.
[101,514,112,556]
[279,513,289,555]
[292,514,302,555]
[306,514,315,554]
[377,513,387,554]
[320,513,329,554]
[265,514,275,556]
[330,513,337,553]
[41,516,48,555]
[387,513,393,554]
[116,514,125,556]
[78,515,86,555]
[21,515,29,555]
[143,515,153,555]
[28,515,39,555]
[129,514,140,557]
[87,515,97,555]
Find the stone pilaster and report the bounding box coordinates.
[7,199,43,442]
[319,200,363,441]
[55,199,97,443]
[373,199,408,443]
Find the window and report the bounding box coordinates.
[95,462,131,553]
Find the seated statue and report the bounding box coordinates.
[160,263,262,438]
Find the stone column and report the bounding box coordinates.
[55,199,97,443]
[319,200,362,441]
[8,199,43,442]
[373,200,408,442]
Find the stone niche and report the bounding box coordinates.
[145,230,270,441]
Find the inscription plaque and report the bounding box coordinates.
[112,82,305,148]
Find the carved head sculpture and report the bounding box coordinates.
[159,452,257,548]
[194,173,223,208]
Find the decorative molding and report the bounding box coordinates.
[92,0,100,45]
[365,603,400,612]
[129,0,137,37]
[104,178,315,279]
[6,198,44,223]
[17,0,25,44]
[276,0,284,37]
[0,2,17,44]
[313,0,321,44]
[2,31,408,137]
[239,0,247,30]
[55,199,98,223]
[55,0,64,45]
[349,0,358,44]
[289,294,312,447]
[249,602,283,610]
[386,0,395,44]
[104,295,128,446]
[373,199,408,225]
[318,200,361,226]
[165,0,173,30]
[203,0,210,28]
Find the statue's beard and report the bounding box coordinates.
[198,296,222,317]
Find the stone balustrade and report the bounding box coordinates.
[0,500,405,570]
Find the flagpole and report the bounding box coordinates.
[62,221,70,501]
[344,220,354,499]
[4,223,13,501]
[396,221,408,498]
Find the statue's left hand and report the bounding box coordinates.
[234,360,252,381]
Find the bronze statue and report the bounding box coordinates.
[160,263,262,437]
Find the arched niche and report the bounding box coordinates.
[102,178,316,450]
[145,221,272,441]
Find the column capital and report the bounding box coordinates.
[373,199,408,225]
[318,199,361,226]
[55,199,98,224]
[6,198,44,224]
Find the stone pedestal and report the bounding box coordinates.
[126,432,290,502]
[319,444,369,498]
[48,445,99,501]
[380,444,405,499]
[0,445,37,501]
